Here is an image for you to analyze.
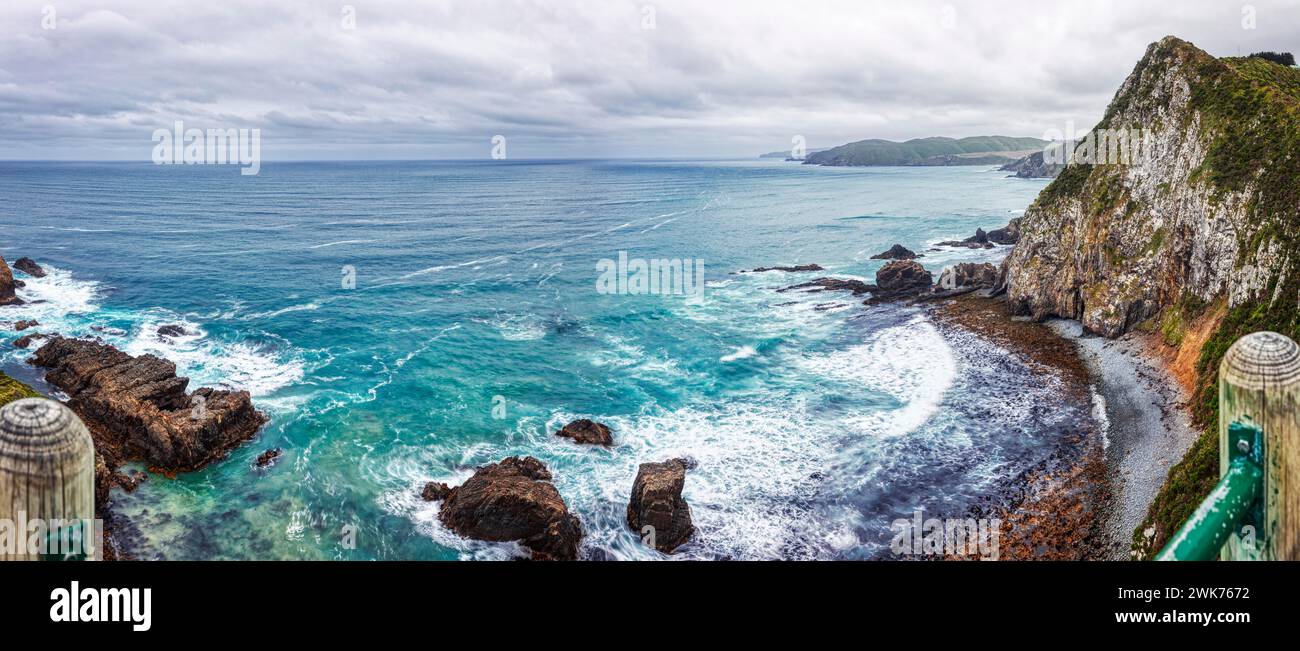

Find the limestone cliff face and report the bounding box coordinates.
[1004,37,1300,337]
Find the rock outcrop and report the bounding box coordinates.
[872,260,934,300]
[555,418,613,446]
[437,456,583,560]
[157,324,188,338]
[0,257,22,307]
[13,257,46,278]
[938,263,1000,291]
[255,448,282,468]
[738,264,824,273]
[779,277,873,296]
[14,320,37,331]
[29,336,268,472]
[999,148,1068,179]
[627,458,694,553]
[870,244,921,260]
[1004,36,1298,338]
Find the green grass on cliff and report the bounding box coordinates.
[0,371,39,407]
[1129,44,1300,558]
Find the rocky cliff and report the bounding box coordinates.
[1003,36,1300,556]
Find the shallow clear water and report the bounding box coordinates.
[0,159,1058,560]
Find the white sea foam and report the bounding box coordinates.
[720,345,757,362]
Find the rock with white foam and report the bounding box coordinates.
[627,458,695,554]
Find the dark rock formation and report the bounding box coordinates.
[438,456,582,560]
[255,448,282,468]
[0,257,22,307]
[14,320,37,331]
[555,418,613,446]
[779,277,873,296]
[870,244,920,260]
[157,324,188,338]
[937,228,995,249]
[937,263,1000,291]
[627,458,694,553]
[986,218,1021,245]
[875,260,934,294]
[29,336,268,473]
[421,481,452,501]
[12,334,46,349]
[738,264,824,273]
[999,149,1067,179]
[13,257,46,278]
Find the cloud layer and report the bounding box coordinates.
[1,0,1298,159]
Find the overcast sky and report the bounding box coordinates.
[1,0,1297,160]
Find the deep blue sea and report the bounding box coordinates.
[0,159,1060,560]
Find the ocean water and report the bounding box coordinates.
[0,159,1061,560]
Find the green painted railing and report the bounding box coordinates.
[1156,421,1264,561]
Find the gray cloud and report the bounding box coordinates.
[1,0,1298,159]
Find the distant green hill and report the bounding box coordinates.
[804,135,1048,167]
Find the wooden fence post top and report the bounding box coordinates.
[1221,331,1300,390]
[0,398,93,468]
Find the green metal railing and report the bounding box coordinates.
[1156,421,1265,561]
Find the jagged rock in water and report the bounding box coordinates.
[626,458,694,553]
[1004,36,1294,337]
[875,260,934,294]
[157,324,188,338]
[438,456,583,561]
[554,418,613,446]
[255,447,282,468]
[0,257,22,307]
[870,244,921,260]
[986,218,1022,245]
[739,264,824,273]
[29,336,268,472]
[779,277,873,296]
[14,320,38,331]
[421,481,452,501]
[938,263,1000,290]
[13,257,47,278]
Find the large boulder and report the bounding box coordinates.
[986,218,1021,245]
[555,418,613,446]
[627,458,694,553]
[13,257,46,278]
[937,263,1000,291]
[438,456,583,561]
[0,257,22,307]
[29,336,268,472]
[876,260,933,293]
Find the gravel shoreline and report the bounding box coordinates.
[1046,320,1199,559]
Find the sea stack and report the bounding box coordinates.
[627,458,695,553]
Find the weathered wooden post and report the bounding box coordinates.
[0,398,97,560]
[1218,331,1300,560]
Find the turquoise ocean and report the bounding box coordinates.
[0,159,1067,560]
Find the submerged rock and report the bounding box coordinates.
[29,336,268,473]
[555,418,613,446]
[438,456,583,560]
[627,458,694,553]
[157,324,188,338]
[255,447,282,468]
[0,257,22,307]
[937,228,995,249]
[870,244,920,260]
[13,257,47,278]
[12,333,47,349]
